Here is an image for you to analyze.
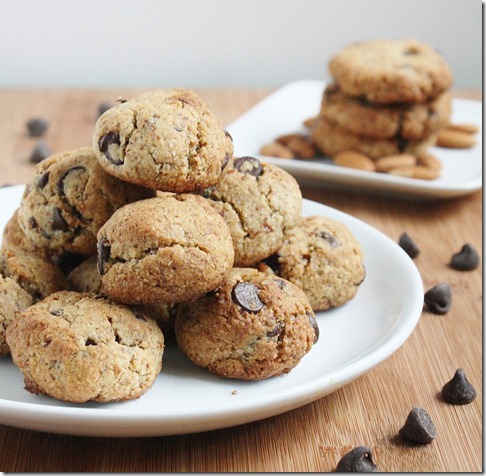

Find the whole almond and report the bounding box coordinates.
[437,129,476,148]
[285,136,318,159]
[375,154,417,172]
[445,123,480,134]
[259,142,294,159]
[416,151,442,171]
[333,151,376,171]
[389,165,439,180]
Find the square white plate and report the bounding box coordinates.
[227,80,482,200]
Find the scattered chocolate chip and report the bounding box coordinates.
[97,102,113,117]
[398,407,436,444]
[398,232,420,258]
[29,140,52,163]
[36,171,50,189]
[424,283,452,314]
[97,238,111,275]
[317,230,340,247]
[441,368,477,405]
[233,156,263,177]
[52,207,68,231]
[266,322,283,338]
[98,131,123,165]
[336,445,378,472]
[26,117,49,137]
[307,311,319,343]
[231,281,264,312]
[450,244,479,271]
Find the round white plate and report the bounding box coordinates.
[227,80,482,200]
[0,185,423,437]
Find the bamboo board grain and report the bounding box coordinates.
[0,88,481,472]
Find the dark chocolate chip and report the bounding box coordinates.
[450,244,479,271]
[50,308,64,316]
[307,311,319,344]
[57,166,86,196]
[441,368,477,405]
[85,338,97,346]
[97,102,113,117]
[224,129,233,142]
[231,281,264,312]
[398,232,420,258]
[52,207,68,231]
[233,156,263,177]
[424,283,452,314]
[135,313,148,322]
[28,216,38,229]
[266,322,283,338]
[29,140,52,163]
[98,131,123,165]
[26,117,49,137]
[399,407,436,444]
[336,445,378,472]
[97,238,111,275]
[317,230,340,247]
[221,153,230,171]
[37,171,50,189]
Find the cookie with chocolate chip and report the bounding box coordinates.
[203,156,302,267]
[18,147,153,256]
[258,215,365,311]
[328,38,453,104]
[97,194,234,305]
[6,291,164,403]
[92,88,233,192]
[175,267,318,380]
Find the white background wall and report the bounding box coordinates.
[0,0,482,90]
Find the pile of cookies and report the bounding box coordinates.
[1,88,365,403]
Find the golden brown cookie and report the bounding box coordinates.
[97,194,234,304]
[328,39,453,104]
[92,88,233,192]
[258,215,365,311]
[175,267,318,380]
[6,291,164,403]
[203,156,302,267]
[18,147,154,256]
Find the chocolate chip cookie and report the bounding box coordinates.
[92,88,233,192]
[97,194,234,305]
[18,147,154,256]
[203,156,302,267]
[175,267,318,380]
[328,39,453,104]
[6,291,164,403]
[259,215,365,311]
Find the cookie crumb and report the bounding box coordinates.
[231,390,238,395]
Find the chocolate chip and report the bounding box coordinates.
[50,309,64,316]
[398,232,420,258]
[134,313,148,322]
[266,322,283,338]
[221,153,230,171]
[233,156,263,177]
[307,311,319,344]
[231,281,264,312]
[85,338,97,346]
[336,445,378,472]
[52,207,68,231]
[26,117,49,137]
[441,368,477,405]
[97,102,113,117]
[29,140,52,163]
[37,171,50,189]
[317,230,340,247]
[398,407,436,444]
[28,216,38,229]
[97,238,111,275]
[450,244,479,271]
[98,131,123,165]
[224,129,233,142]
[57,166,86,196]
[424,283,452,314]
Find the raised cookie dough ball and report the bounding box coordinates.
[97,194,234,305]
[0,275,33,355]
[6,291,164,403]
[92,88,233,192]
[259,215,365,311]
[175,267,318,380]
[18,147,154,256]
[203,156,302,267]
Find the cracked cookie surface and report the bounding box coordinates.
[259,215,365,311]
[203,156,302,267]
[92,88,233,192]
[97,194,234,305]
[328,39,453,104]
[175,267,318,380]
[18,147,154,256]
[6,290,164,403]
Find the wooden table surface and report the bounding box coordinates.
[0,88,482,472]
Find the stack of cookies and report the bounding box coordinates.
[311,39,454,163]
[1,88,366,403]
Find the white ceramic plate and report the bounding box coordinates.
[0,185,423,437]
[227,80,482,200]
